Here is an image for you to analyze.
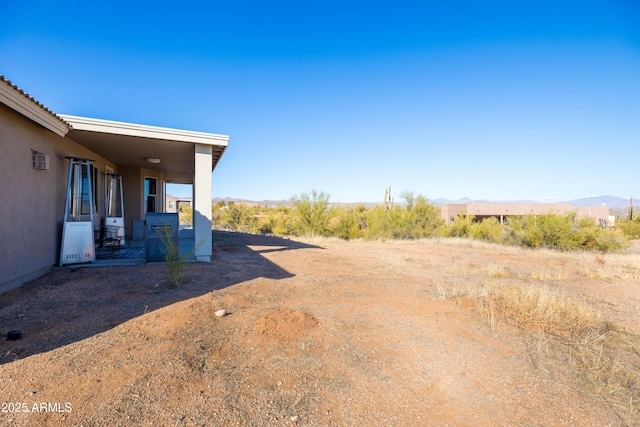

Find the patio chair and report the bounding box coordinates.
[95,225,121,253]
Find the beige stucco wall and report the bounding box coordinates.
[120,166,165,231]
[441,203,610,225]
[0,104,117,293]
[119,166,142,233]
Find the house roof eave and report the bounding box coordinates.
[59,114,229,147]
[0,75,70,137]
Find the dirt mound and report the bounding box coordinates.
[254,309,319,342]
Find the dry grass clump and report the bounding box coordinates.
[477,284,606,336]
[530,270,567,281]
[475,283,640,422]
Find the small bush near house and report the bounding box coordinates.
[156,224,184,286]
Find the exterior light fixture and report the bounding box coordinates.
[145,157,161,164]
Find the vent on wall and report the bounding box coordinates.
[32,150,49,170]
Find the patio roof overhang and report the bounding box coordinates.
[60,115,229,184]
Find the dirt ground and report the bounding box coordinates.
[1,231,639,426]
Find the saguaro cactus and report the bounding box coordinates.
[384,186,394,209]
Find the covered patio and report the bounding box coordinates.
[60,115,228,264]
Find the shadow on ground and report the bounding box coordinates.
[0,231,321,365]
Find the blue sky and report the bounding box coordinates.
[2,1,639,203]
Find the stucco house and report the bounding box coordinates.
[165,195,192,213]
[440,202,610,227]
[0,75,229,293]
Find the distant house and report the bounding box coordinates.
[165,195,192,213]
[440,202,610,227]
[0,75,229,293]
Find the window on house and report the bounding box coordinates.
[168,200,174,209]
[145,178,157,213]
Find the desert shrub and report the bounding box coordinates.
[329,205,366,240]
[155,224,183,286]
[217,201,259,233]
[507,213,627,252]
[292,190,331,236]
[469,217,505,243]
[363,192,442,240]
[398,193,444,239]
[506,213,578,250]
[443,215,505,243]
[257,214,276,235]
[362,205,397,240]
[617,218,640,240]
[259,207,296,236]
[178,204,192,225]
[574,218,628,252]
[445,214,475,238]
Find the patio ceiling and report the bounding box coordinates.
[60,115,228,184]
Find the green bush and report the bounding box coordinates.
[259,207,295,236]
[469,217,504,243]
[362,192,442,240]
[292,190,331,236]
[445,214,475,238]
[507,213,578,250]
[178,204,192,225]
[362,205,396,240]
[397,193,443,239]
[575,218,628,252]
[156,224,184,286]
[507,213,627,252]
[217,201,259,233]
[329,205,366,240]
[617,218,640,240]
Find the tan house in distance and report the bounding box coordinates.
[441,202,610,227]
[0,75,229,294]
[165,195,192,213]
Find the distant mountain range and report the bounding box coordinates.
[559,195,634,209]
[213,197,293,207]
[212,195,637,210]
